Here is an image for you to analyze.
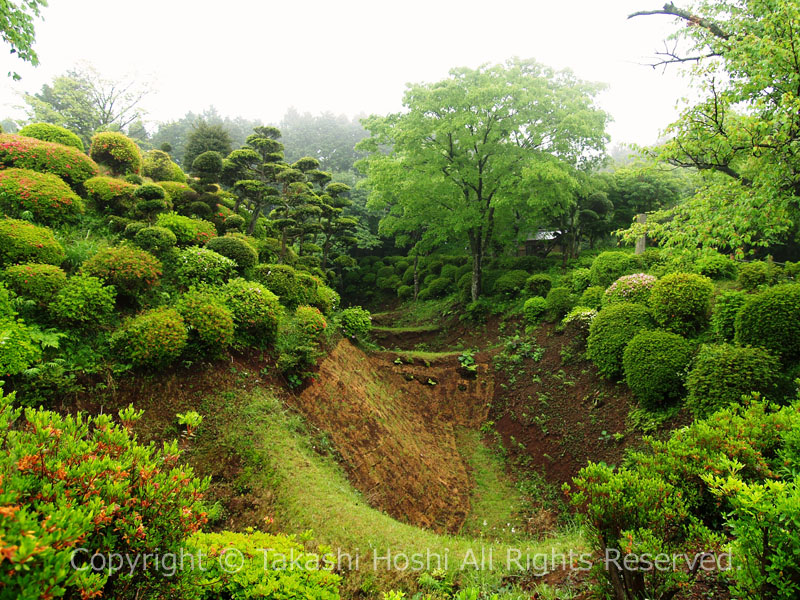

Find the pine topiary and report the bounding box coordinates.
[111,308,188,367]
[686,343,779,418]
[589,251,638,287]
[81,245,162,299]
[0,168,84,224]
[0,219,65,266]
[133,183,171,221]
[649,272,714,335]
[735,284,800,362]
[622,330,694,409]
[89,132,142,175]
[18,123,84,151]
[587,302,654,379]
[0,134,99,191]
[4,263,66,304]
[205,235,258,272]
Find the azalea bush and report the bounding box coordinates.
[206,234,258,271]
[89,131,142,175]
[3,263,66,304]
[156,212,216,246]
[174,246,237,288]
[0,219,65,266]
[339,306,371,340]
[83,175,137,215]
[649,272,714,336]
[0,134,99,190]
[602,273,657,306]
[176,289,235,358]
[50,274,116,325]
[18,122,85,151]
[220,278,283,348]
[111,307,188,367]
[0,168,84,224]
[82,245,162,299]
[587,302,653,379]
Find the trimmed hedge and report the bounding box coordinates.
[735,284,800,362]
[686,344,779,418]
[0,168,84,224]
[4,263,66,304]
[89,132,142,175]
[84,176,137,214]
[205,235,258,271]
[19,123,84,151]
[587,302,653,379]
[220,278,283,348]
[0,219,65,266]
[111,308,188,367]
[0,134,99,191]
[589,251,638,287]
[649,272,713,335]
[622,330,694,409]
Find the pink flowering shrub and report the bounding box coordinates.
[603,273,657,306]
[0,168,84,224]
[0,134,99,191]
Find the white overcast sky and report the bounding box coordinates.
[0,0,695,147]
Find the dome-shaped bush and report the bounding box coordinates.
[686,343,779,418]
[579,286,605,310]
[569,267,591,293]
[4,263,66,304]
[315,284,339,314]
[205,235,258,271]
[220,278,283,348]
[133,226,177,254]
[156,181,196,209]
[133,183,171,221]
[523,296,547,325]
[589,251,638,287]
[295,305,327,342]
[123,221,147,239]
[587,303,654,379]
[18,123,84,152]
[493,270,529,296]
[695,253,738,280]
[545,286,574,320]
[622,330,694,409]
[155,212,216,246]
[174,246,237,288]
[711,290,747,342]
[251,264,304,309]
[649,272,713,335]
[603,273,657,306]
[0,168,84,224]
[111,308,187,367]
[89,132,142,175]
[0,219,64,266]
[737,261,777,291]
[82,245,162,299]
[142,150,185,182]
[0,134,99,191]
[50,274,116,325]
[176,289,234,358]
[84,176,137,215]
[340,306,371,339]
[735,284,800,362]
[418,277,451,300]
[223,214,245,232]
[525,273,552,297]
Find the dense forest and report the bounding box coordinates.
[1,1,800,600]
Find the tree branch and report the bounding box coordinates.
[629,2,730,40]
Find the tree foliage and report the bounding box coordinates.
[0,0,46,80]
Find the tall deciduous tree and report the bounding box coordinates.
[359,58,609,301]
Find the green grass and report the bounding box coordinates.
[371,324,440,334]
[376,349,462,361]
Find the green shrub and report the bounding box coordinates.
[206,235,258,271]
[174,246,237,288]
[587,302,653,379]
[123,221,147,239]
[220,278,283,348]
[525,273,552,297]
[569,267,591,293]
[561,306,598,344]
[0,168,83,224]
[0,394,208,600]
[440,263,458,281]
[376,265,395,279]
[686,343,779,418]
[82,245,162,298]
[398,284,413,299]
[157,181,196,208]
[252,264,322,310]
[132,182,170,221]
[176,289,234,358]
[0,219,65,266]
[141,149,185,182]
[0,133,99,190]
[223,214,245,231]
[649,272,714,335]
[735,284,800,362]
[0,317,42,375]
[589,251,637,287]
[622,330,694,409]
[545,286,574,320]
[134,225,177,253]
[84,175,137,214]
[111,307,187,367]
[18,122,84,151]
[711,290,747,342]
[418,276,452,300]
[315,284,340,314]
[493,269,529,296]
[402,264,415,285]
[696,253,738,280]
[579,285,605,309]
[155,212,217,246]
[89,131,142,175]
[738,260,777,291]
[50,274,116,325]
[603,272,657,306]
[377,273,401,292]
[523,296,547,325]
[3,263,66,303]
[340,306,371,339]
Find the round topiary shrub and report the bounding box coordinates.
[376,265,395,279]
[191,151,224,183]
[142,150,185,182]
[220,278,283,348]
[737,261,777,291]
[155,212,216,246]
[18,123,84,151]
[440,263,458,282]
[525,273,552,297]
[123,221,147,239]
[649,272,714,335]
[89,132,142,175]
[735,284,800,362]
[493,270,529,296]
[82,245,162,299]
[340,306,371,339]
[622,330,694,409]
[569,268,592,293]
[0,168,84,224]
[418,277,452,300]
[711,290,747,342]
[133,183,171,221]
[587,302,654,379]
[251,264,304,308]
[398,284,413,300]
[133,226,177,254]
[156,181,196,209]
[315,284,340,314]
[84,176,137,215]
[174,246,237,288]
[0,134,99,191]
[223,214,245,232]
[696,253,738,280]
[111,308,187,367]
[205,235,258,272]
[4,263,66,304]
[176,289,234,358]
[686,343,779,418]
[295,305,327,343]
[0,219,65,266]
[523,296,547,325]
[50,274,116,325]
[545,286,574,320]
[603,273,657,306]
[561,306,598,344]
[589,251,638,287]
[579,286,605,310]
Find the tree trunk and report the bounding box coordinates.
[279,228,288,263]
[246,201,261,235]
